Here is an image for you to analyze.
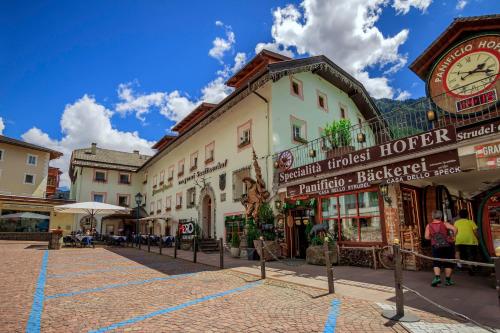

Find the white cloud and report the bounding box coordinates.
[231,52,247,73]
[456,0,467,10]
[255,0,425,99]
[395,90,411,100]
[159,91,199,122]
[201,77,233,103]
[255,42,294,58]
[208,22,236,62]
[0,117,4,135]
[393,0,432,14]
[22,95,155,187]
[116,82,166,121]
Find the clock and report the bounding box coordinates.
[428,34,500,115]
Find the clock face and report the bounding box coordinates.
[444,50,499,97]
[428,34,500,115]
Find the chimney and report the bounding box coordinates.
[91,143,97,154]
[133,150,139,155]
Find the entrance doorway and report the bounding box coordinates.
[202,195,212,239]
[481,190,500,257]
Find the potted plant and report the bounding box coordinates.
[230,231,240,257]
[306,233,338,266]
[245,219,260,260]
[253,203,280,260]
[324,119,353,158]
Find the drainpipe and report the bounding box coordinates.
[252,88,270,184]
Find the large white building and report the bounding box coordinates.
[69,50,379,250]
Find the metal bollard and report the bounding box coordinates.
[147,235,151,252]
[382,241,419,322]
[159,237,163,255]
[193,237,197,263]
[174,238,177,258]
[219,237,224,269]
[494,257,500,306]
[260,238,266,279]
[323,237,334,294]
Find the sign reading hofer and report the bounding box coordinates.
[287,150,461,197]
[279,126,456,184]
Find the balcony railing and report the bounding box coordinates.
[273,75,500,175]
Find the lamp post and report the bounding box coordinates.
[135,192,143,237]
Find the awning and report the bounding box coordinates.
[139,214,170,221]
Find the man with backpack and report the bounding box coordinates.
[425,210,457,287]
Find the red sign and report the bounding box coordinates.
[286,150,461,197]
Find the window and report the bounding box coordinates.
[166,196,172,211]
[24,173,35,185]
[176,192,183,209]
[340,104,347,119]
[118,195,130,207]
[205,142,215,164]
[119,173,130,185]
[159,170,165,184]
[187,187,196,208]
[290,77,303,99]
[93,192,106,203]
[237,120,252,149]
[153,175,158,188]
[168,166,174,181]
[157,199,162,213]
[27,154,37,166]
[320,189,383,243]
[178,159,185,177]
[190,152,198,171]
[317,91,328,111]
[0,149,4,161]
[143,171,148,184]
[94,170,107,183]
[290,116,307,144]
[232,167,251,201]
[150,202,155,214]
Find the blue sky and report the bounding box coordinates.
[0,0,499,185]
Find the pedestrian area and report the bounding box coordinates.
[0,241,496,333]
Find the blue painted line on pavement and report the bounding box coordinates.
[323,299,341,333]
[47,266,147,278]
[88,280,263,333]
[26,250,49,333]
[46,273,195,299]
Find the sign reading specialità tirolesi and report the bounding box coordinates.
[286,150,461,197]
[279,125,456,184]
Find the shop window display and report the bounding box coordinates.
[320,189,383,243]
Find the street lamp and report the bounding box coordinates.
[135,192,143,235]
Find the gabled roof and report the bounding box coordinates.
[410,14,500,80]
[152,134,177,150]
[139,51,381,171]
[171,103,216,134]
[0,135,62,160]
[70,145,150,173]
[226,49,291,88]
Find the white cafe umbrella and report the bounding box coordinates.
[0,212,50,220]
[54,202,130,232]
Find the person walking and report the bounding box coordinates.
[425,210,457,287]
[454,209,479,274]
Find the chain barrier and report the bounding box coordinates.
[402,284,496,333]
[399,248,495,268]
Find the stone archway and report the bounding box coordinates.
[198,185,216,239]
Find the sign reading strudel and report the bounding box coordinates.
[287,150,461,197]
[279,126,456,184]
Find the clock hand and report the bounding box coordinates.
[460,62,488,80]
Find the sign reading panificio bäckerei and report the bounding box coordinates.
[279,125,456,184]
[286,150,460,197]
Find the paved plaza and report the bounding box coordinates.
[0,241,497,333]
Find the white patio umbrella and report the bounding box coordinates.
[54,202,130,232]
[0,212,50,220]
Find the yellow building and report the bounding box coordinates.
[0,135,74,234]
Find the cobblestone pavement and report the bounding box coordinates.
[0,241,493,333]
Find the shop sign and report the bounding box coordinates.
[475,140,500,170]
[178,159,228,185]
[179,220,195,238]
[279,126,456,184]
[286,150,461,197]
[456,119,500,142]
